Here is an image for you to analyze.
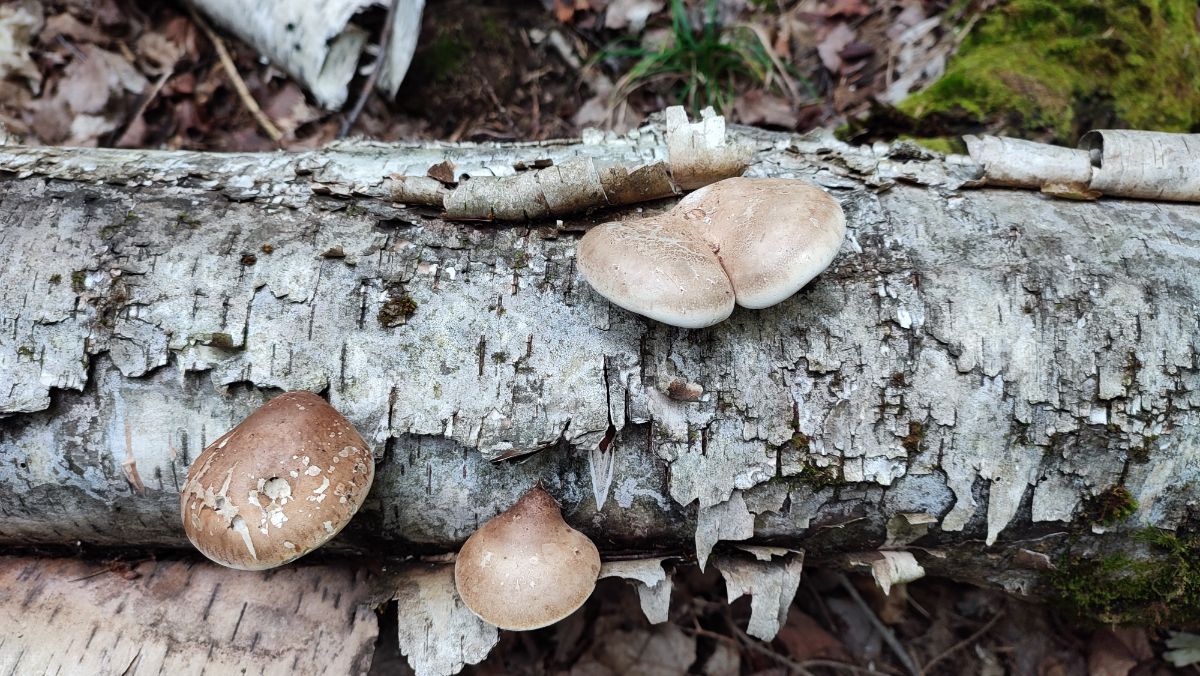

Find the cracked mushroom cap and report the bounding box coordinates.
[577,218,736,328]
[576,177,845,326]
[454,486,601,630]
[676,177,846,309]
[180,391,375,570]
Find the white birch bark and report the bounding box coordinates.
[1,121,1198,596]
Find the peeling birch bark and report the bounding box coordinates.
[194,0,425,109]
[966,130,1200,202]
[437,107,750,220]
[391,563,499,676]
[0,556,378,675]
[599,558,674,624]
[1,120,1199,601]
[714,548,805,641]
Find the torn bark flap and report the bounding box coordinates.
[599,558,673,624]
[714,548,804,641]
[392,563,499,676]
[966,130,1200,203]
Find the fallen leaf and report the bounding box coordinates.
[0,0,44,94]
[732,89,797,129]
[553,0,577,23]
[816,23,855,74]
[136,32,184,75]
[776,608,851,663]
[263,81,322,134]
[39,12,105,46]
[702,641,740,676]
[824,0,871,17]
[569,624,696,676]
[1088,628,1147,676]
[61,45,148,115]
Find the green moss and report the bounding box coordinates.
[71,271,86,293]
[898,135,963,155]
[1050,529,1200,626]
[421,33,470,83]
[796,461,841,490]
[491,351,508,363]
[901,0,1200,141]
[378,294,418,327]
[175,212,200,228]
[48,274,61,285]
[791,432,811,452]
[345,204,367,217]
[1086,485,1139,526]
[16,345,34,358]
[511,251,528,269]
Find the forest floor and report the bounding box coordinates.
[2,0,1198,674]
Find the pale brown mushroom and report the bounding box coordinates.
[180,391,374,570]
[454,486,601,630]
[577,177,846,327]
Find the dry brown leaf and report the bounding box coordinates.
[39,12,105,46]
[136,31,184,75]
[776,607,852,663]
[816,22,855,73]
[0,1,43,94]
[1088,628,1153,676]
[732,89,797,129]
[262,81,322,134]
[569,624,696,676]
[60,44,148,115]
[824,0,872,17]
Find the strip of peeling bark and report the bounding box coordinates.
[0,121,1199,604]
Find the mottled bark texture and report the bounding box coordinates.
[1,124,1198,600]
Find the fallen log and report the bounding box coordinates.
[1,118,1198,624]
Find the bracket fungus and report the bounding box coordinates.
[454,486,602,631]
[180,391,375,570]
[577,177,846,328]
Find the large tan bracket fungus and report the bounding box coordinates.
[180,391,375,570]
[577,177,846,328]
[454,486,602,631]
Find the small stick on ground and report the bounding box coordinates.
[339,0,401,139]
[838,573,922,676]
[919,611,1004,675]
[187,3,283,143]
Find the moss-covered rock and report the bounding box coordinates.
[902,0,1200,141]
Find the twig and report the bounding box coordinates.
[108,69,171,147]
[186,3,283,142]
[339,0,401,139]
[838,574,921,676]
[714,616,891,676]
[919,611,1003,675]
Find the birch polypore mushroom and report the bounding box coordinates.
[454,486,601,630]
[180,391,375,570]
[577,177,846,328]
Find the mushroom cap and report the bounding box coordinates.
[454,486,601,630]
[575,177,845,327]
[180,391,374,570]
[677,177,846,309]
[577,218,735,328]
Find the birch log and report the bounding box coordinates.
[1,121,1198,599]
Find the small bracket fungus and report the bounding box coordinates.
[180,391,375,570]
[577,177,846,328]
[454,486,601,631]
